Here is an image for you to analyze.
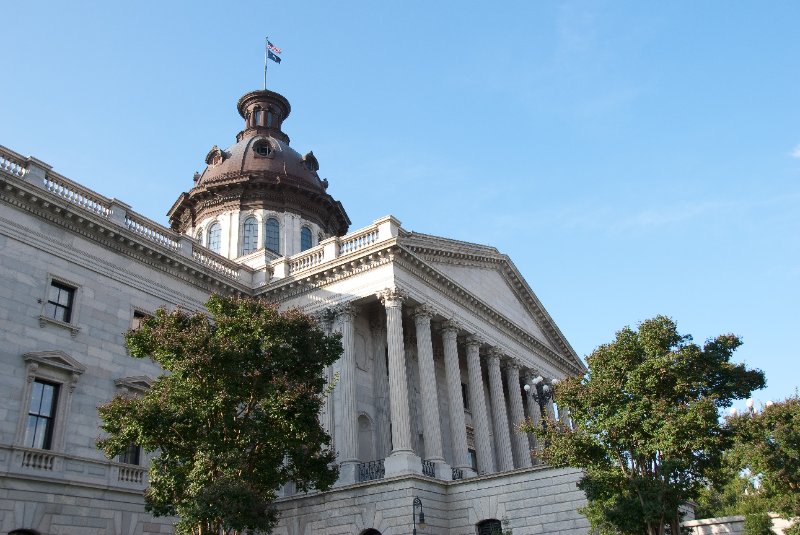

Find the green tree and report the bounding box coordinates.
[98,295,341,535]
[523,315,765,535]
[728,396,800,535]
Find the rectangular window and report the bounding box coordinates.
[119,443,141,465]
[45,281,75,323]
[468,448,478,471]
[461,382,469,410]
[25,380,59,449]
[131,310,150,331]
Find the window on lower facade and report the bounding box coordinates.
[477,519,502,535]
[300,226,312,251]
[462,382,470,410]
[45,281,75,323]
[118,443,141,465]
[25,380,59,450]
[468,448,477,471]
[131,310,151,331]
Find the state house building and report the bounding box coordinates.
[0,88,590,535]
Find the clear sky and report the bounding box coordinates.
[1,1,797,410]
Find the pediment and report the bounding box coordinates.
[398,232,584,371]
[23,350,86,375]
[114,376,154,393]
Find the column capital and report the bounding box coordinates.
[488,347,505,361]
[465,335,484,349]
[313,308,335,332]
[333,302,359,321]
[506,358,522,370]
[440,319,461,337]
[412,304,434,323]
[377,287,405,307]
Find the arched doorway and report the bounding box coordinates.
[477,519,502,535]
[361,530,382,535]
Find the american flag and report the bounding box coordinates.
[267,41,282,55]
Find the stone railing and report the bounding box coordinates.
[21,449,56,471]
[43,172,113,218]
[451,467,464,480]
[339,225,379,256]
[118,464,146,484]
[288,247,325,275]
[358,459,385,482]
[125,212,181,251]
[273,216,401,279]
[0,145,27,178]
[193,248,241,280]
[6,446,148,491]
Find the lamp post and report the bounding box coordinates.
[524,375,558,415]
[412,497,426,535]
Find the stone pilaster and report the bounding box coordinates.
[487,349,514,472]
[413,306,450,479]
[378,288,421,476]
[465,336,494,475]
[506,361,532,469]
[442,321,476,477]
[334,303,359,484]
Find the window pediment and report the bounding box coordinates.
[23,351,86,377]
[205,145,225,166]
[114,376,154,394]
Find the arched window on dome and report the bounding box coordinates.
[196,228,204,246]
[266,110,273,128]
[300,226,312,252]
[265,218,280,253]
[254,107,263,127]
[208,223,222,254]
[241,217,258,255]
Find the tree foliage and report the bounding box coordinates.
[523,315,765,535]
[727,396,800,534]
[97,295,341,535]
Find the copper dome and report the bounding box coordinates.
[168,90,350,237]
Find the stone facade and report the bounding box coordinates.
[0,87,589,535]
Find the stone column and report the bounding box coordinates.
[466,336,494,474]
[506,361,532,469]
[442,321,476,478]
[334,304,359,484]
[316,309,335,442]
[378,289,421,476]
[487,349,514,472]
[370,316,392,458]
[413,306,451,479]
[525,374,542,465]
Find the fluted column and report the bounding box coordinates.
[370,316,392,458]
[316,309,335,442]
[378,288,421,476]
[487,349,514,472]
[525,374,542,465]
[442,321,476,477]
[466,336,494,474]
[335,304,359,483]
[506,361,532,469]
[413,306,445,462]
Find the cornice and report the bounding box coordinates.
[0,171,251,296]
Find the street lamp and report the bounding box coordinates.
[524,376,557,408]
[412,497,426,535]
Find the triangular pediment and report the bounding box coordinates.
[23,350,86,375]
[114,376,154,393]
[398,232,584,372]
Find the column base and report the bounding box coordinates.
[336,460,360,486]
[384,450,422,477]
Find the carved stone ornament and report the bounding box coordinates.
[488,347,505,361]
[412,304,434,322]
[376,287,405,307]
[465,335,484,349]
[440,319,461,336]
[114,376,154,396]
[333,302,358,321]
[204,145,225,166]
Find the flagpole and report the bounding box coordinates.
[264,37,269,91]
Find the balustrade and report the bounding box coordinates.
[43,174,112,217]
[451,467,464,480]
[21,449,55,470]
[358,459,385,482]
[422,459,436,478]
[118,465,146,484]
[125,213,181,250]
[0,147,26,177]
[339,226,379,255]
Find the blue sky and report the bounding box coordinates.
[2,2,798,409]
